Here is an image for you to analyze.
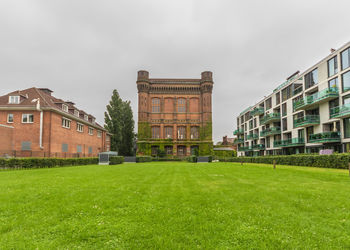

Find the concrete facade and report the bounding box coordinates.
[235,41,350,156]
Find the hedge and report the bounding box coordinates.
[0,157,98,169]
[151,157,182,162]
[136,156,152,163]
[218,154,350,169]
[109,156,124,165]
[186,156,197,163]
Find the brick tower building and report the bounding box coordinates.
[136,70,213,156]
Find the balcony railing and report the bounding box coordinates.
[233,138,244,145]
[309,132,340,143]
[292,86,303,96]
[273,137,305,148]
[294,115,320,128]
[252,144,265,150]
[247,133,259,140]
[293,87,338,111]
[260,113,281,125]
[260,127,281,137]
[233,128,244,135]
[250,107,264,116]
[330,103,350,119]
[238,146,253,151]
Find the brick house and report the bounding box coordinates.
[136,70,213,156]
[0,87,110,157]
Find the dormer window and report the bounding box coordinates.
[84,115,89,121]
[74,110,79,117]
[62,104,68,112]
[92,118,95,124]
[9,96,20,104]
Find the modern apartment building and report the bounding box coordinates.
[234,41,350,156]
[136,70,213,156]
[0,87,110,157]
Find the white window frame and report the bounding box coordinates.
[84,115,89,121]
[62,104,69,112]
[77,123,84,132]
[7,113,14,123]
[62,117,71,129]
[97,130,102,137]
[74,110,79,117]
[88,127,94,135]
[22,114,34,123]
[9,96,20,104]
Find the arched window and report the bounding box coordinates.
[152,98,160,113]
[177,98,186,113]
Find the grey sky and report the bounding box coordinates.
[1,0,349,143]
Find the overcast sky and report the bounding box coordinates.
[1,0,349,143]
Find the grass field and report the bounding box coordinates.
[1,162,350,249]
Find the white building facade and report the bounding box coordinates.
[235,41,350,156]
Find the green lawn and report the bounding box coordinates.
[1,162,350,249]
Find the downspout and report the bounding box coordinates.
[36,99,44,149]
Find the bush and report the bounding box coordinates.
[187,155,197,163]
[0,157,98,170]
[218,154,350,169]
[109,156,124,165]
[151,157,182,162]
[136,156,152,163]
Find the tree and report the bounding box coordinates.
[104,90,123,152]
[119,101,135,156]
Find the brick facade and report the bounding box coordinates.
[0,88,110,157]
[136,71,213,156]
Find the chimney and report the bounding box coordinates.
[38,88,53,96]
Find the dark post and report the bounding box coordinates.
[348,163,350,177]
[241,160,243,166]
[273,160,276,169]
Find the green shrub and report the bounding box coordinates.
[187,155,197,163]
[151,157,182,162]
[136,156,152,163]
[219,154,350,169]
[109,156,124,165]
[0,157,98,170]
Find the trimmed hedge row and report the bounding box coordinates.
[0,157,98,169]
[151,157,182,162]
[218,154,350,169]
[109,156,124,165]
[136,156,152,163]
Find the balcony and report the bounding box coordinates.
[234,138,244,145]
[238,146,252,152]
[250,107,264,116]
[309,132,341,143]
[247,133,259,140]
[273,138,305,148]
[294,115,320,128]
[233,128,244,135]
[252,144,265,150]
[260,113,281,125]
[293,87,338,111]
[330,103,350,119]
[260,127,281,137]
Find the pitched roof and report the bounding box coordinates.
[149,78,201,85]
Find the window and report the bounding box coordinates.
[342,71,350,93]
[265,98,272,110]
[152,98,160,113]
[106,135,110,142]
[62,117,71,128]
[62,143,68,152]
[7,114,13,123]
[341,47,350,70]
[164,126,173,139]
[151,146,159,156]
[77,145,82,153]
[74,110,79,117]
[328,56,338,77]
[328,77,339,89]
[344,94,350,105]
[275,92,280,105]
[152,126,160,139]
[282,118,287,131]
[62,104,68,112]
[97,130,102,137]
[22,114,34,123]
[84,115,89,121]
[190,126,199,139]
[88,127,94,135]
[165,146,173,155]
[282,103,287,116]
[88,146,93,154]
[9,96,20,104]
[21,141,31,151]
[77,123,84,132]
[344,118,350,138]
[177,126,186,139]
[305,68,318,89]
[329,98,339,119]
[177,98,186,113]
